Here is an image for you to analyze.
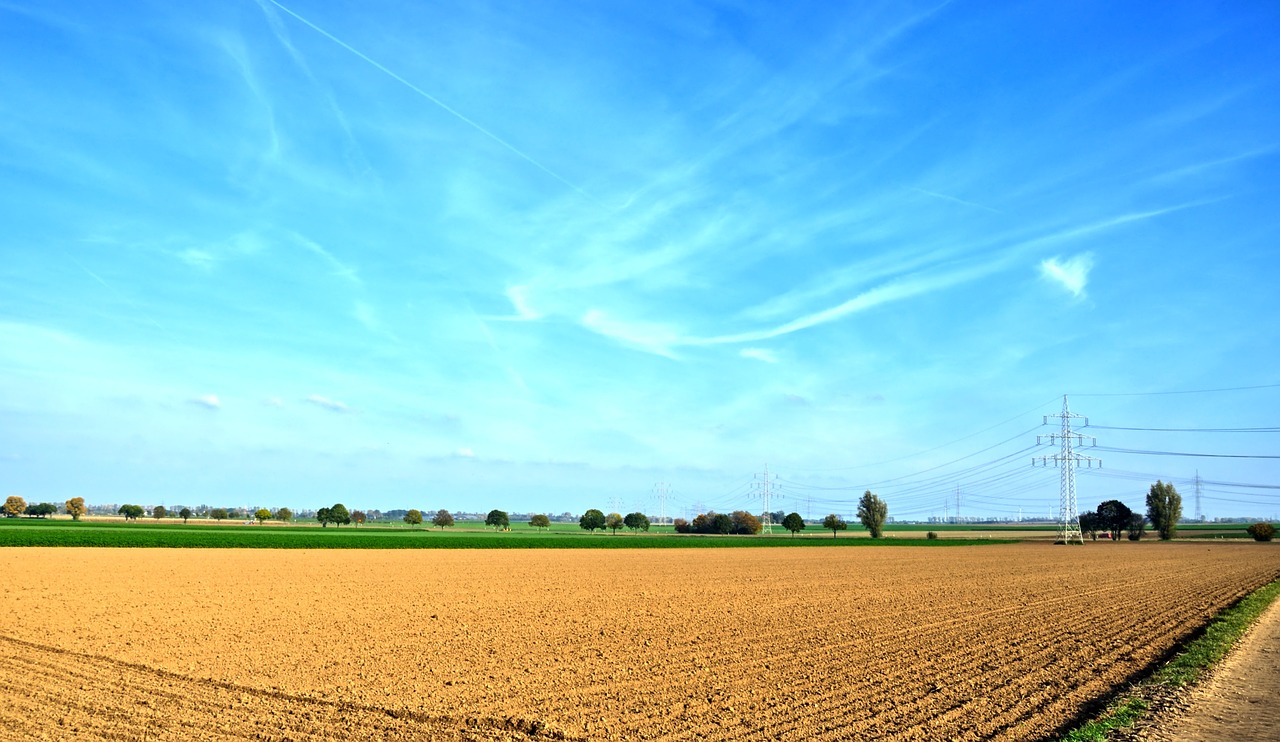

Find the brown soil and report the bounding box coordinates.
[1124,592,1280,741]
[2,543,1278,741]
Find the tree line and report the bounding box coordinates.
[1078,481,1183,541]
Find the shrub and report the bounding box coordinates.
[673,518,690,534]
[926,531,938,540]
[1247,523,1275,542]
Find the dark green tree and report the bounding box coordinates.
[178,507,193,523]
[316,507,332,527]
[822,514,847,539]
[857,491,888,538]
[152,505,167,520]
[1097,500,1133,541]
[782,512,805,537]
[26,502,58,518]
[529,513,551,529]
[118,504,144,520]
[209,507,229,522]
[1146,481,1182,541]
[1127,513,1146,541]
[711,513,734,534]
[275,507,292,523]
[431,509,453,529]
[579,509,606,532]
[485,509,509,530]
[328,503,351,527]
[1078,511,1101,541]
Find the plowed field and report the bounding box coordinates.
[2,543,1278,741]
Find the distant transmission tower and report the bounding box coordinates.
[1194,470,1203,522]
[1033,395,1099,545]
[652,482,672,525]
[752,465,778,533]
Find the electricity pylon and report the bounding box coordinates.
[1033,395,1099,545]
[652,482,672,525]
[752,465,778,533]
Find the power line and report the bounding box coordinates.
[1086,425,1280,433]
[1071,382,1280,397]
[1094,446,1280,459]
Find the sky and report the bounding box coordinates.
[2,0,1278,520]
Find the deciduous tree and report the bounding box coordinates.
[485,509,509,530]
[622,512,650,532]
[857,491,888,538]
[118,504,144,520]
[1247,523,1275,542]
[673,517,690,534]
[351,510,367,526]
[328,503,351,527]
[579,509,605,532]
[274,507,292,523]
[4,496,26,518]
[431,509,452,529]
[1078,511,1101,541]
[402,509,423,525]
[1097,500,1133,541]
[730,510,761,535]
[65,497,87,521]
[152,505,167,520]
[316,507,332,527]
[255,508,271,524]
[209,508,229,521]
[179,507,192,524]
[1127,513,1146,541]
[605,512,625,534]
[1146,481,1182,541]
[822,514,847,539]
[782,512,805,537]
[529,513,551,530]
[25,502,57,518]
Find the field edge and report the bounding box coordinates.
[1057,576,1280,742]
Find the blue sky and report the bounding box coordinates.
[2,0,1278,520]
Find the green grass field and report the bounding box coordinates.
[0,517,1016,549]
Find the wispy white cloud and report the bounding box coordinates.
[740,348,779,363]
[305,394,350,413]
[580,309,681,358]
[178,249,217,270]
[290,232,360,284]
[907,186,1003,214]
[1039,253,1094,298]
[502,285,543,321]
[189,394,221,410]
[696,261,997,346]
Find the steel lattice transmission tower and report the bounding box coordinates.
[652,482,672,525]
[752,465,778,534]
[1033,395,1100,545]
